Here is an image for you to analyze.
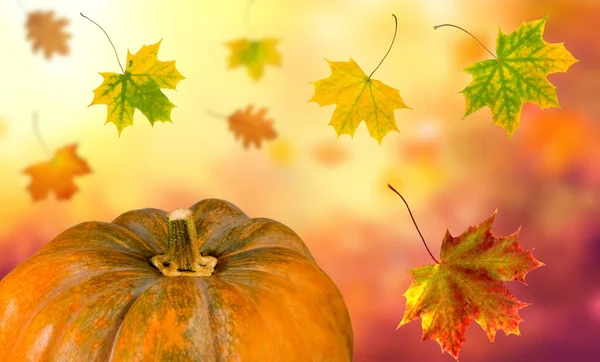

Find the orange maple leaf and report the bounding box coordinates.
[23,144,91,201]
[26,10,70,59]
[227,105,277,149]
[398,210,544,360]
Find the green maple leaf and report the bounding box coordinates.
[90,40,185,135]
[461,16,578,136]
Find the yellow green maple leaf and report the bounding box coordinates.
[90,40,185,135]
[225,38,280,81]
[461,16,578,136]
[398,210,544,361]
[309,58,410,144]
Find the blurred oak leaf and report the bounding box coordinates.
[309,58,410,144]
[90,40,185,135]
[23,144,91,201]
[26,10,70,59]
[226,38,281,81]
[460,16,578,136]
[398,210,544,360]
[228,105,277,149]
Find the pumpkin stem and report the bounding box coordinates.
[150,208,217,277]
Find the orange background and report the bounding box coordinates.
[1,0,599,360]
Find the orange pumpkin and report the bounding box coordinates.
[0,199,353,360]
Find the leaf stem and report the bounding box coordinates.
[206,109,228,119]
[80,13,125,73]
[244,0,255,36]
[433,23,497,59]
[32,111,51,157]
[388,184,439,264]
[368,14,398,79]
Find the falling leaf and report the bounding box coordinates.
[309,58,410,144]
[312,141,349,167]
[90,40,185,135]
[23,144,92,201]
[461,16,578,136]
[398,210,544,360]
[26,10,70,59]
[267,138,295,166]
[227,105,277,149]
[226,38,281,81]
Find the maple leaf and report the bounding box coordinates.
[459,16,578,136]
[226,38,281,81]
[26,10,70,59]
[309,58,410,144]
[23,144,92,201]
[227,105,277,149]
[90,40,185,135]
[398,210,544,360]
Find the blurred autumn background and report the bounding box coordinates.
[1,0,598,361]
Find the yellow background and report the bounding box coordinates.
[1,0,599,360]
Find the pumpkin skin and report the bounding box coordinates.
[0,199,353,361]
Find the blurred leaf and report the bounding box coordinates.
[312,141,349,167]
[225,38,281,81]
[90,41,185,135]
[26,10,70,59]
[398,211,544,360]
[228,105,277,149]
[310,58,410,144]
[381,163,446,201]
[462,16,578,136]
[268,138,294,166]
[23,144,91,201]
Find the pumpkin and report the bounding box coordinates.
[0,199,353,360]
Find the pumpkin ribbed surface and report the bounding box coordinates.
[0,199,353,361]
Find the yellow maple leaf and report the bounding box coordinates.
[309,58,410,144]
[226,38,281,81]
[309,15,410,144]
